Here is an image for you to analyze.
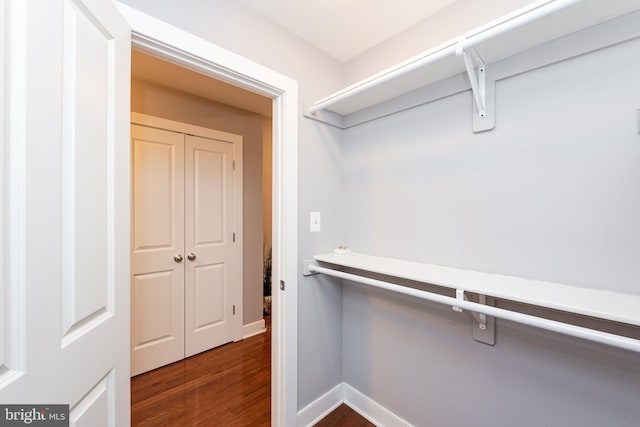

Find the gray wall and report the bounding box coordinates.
[340,32,640,426]
[344,0,533,85]
[121,1,640,423]
[342,39,640,294]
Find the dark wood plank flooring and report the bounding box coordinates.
[131,316,372,426]
[314,404,375,427]
[131,318,271,426]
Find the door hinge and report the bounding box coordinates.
[232,160,236,170]
[233,232,236,242]
[280,280,285,291]
[233,305,236,315]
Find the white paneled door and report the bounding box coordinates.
[184,135,236,357]
[130,125,185,376]
[0,0,130,425]
[131,120,240,376]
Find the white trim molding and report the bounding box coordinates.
[297,383,414,427]
[1,0,27,388]
[297,383,344,427]
[343,383,414,427]
[242,319,266,339]
[115,3,299,425]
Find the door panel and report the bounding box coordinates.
[132,129,183,256]
[194,149,224,244]
[130,125,184,376]
[69,371,112,427]
[132,271,178,345]
[61,0,113,339]
[194,263,225,328]
[185,135,235,357]
[0,0,130,424]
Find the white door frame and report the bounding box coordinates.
[116,3,299,426]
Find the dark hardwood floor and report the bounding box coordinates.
[131,318,271,426]
[131,316,372,426]
[314,404,375,427]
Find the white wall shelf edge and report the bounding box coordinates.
[307,0,640,120]
[312,252,640,328]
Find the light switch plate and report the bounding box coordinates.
[310,212,321,232]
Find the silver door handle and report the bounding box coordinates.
[174,254,183,263]
[187,253,196,261]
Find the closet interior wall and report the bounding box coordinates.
[337,29,640,427]
[118,1,640,422]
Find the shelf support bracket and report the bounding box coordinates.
[302,260,318,276]
[456,44,495,132]
[468,294,487,331]
[471,294,496,345]
[461,48,486,118]
[452,289,465,312]
[453,289,496,345]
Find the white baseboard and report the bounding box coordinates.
[242,319,266,339]
[343,383,414,427]
[297,382,413,427]
[297,383,344,427]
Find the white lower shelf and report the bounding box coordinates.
[313,252,640,327]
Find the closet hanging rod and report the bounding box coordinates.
[307,263,640,354]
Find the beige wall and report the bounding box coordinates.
[262,117,272,256]
[131,78,268,326]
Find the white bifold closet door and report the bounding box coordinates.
[184,134,235,357]
[131,124,236,376]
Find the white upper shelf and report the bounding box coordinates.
[314,252,640,327]
[309,0,640,116]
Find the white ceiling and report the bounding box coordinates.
[239,0,457,62]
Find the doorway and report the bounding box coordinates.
[120,6,300,423]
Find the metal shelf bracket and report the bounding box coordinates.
[472,294,496,345]
[458,46,486,117]
[452,289,465,312]
[453,289,496,345]
[302,260,318,276]
[456,43,495,132]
